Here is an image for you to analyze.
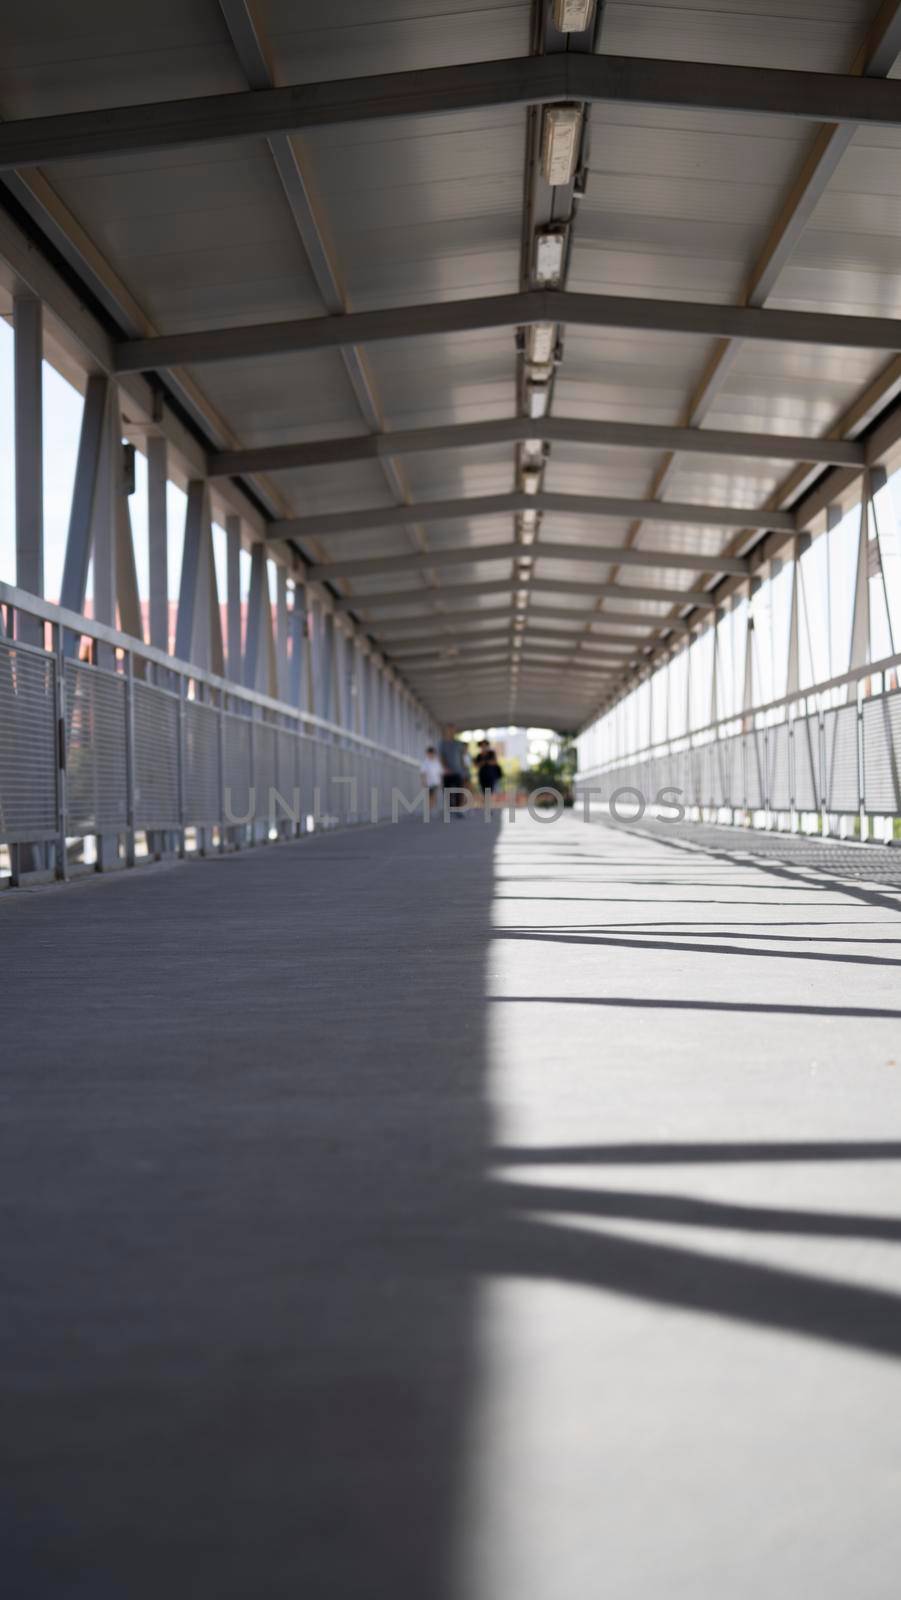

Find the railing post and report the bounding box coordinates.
[857,679,868,842]
[818,707,829,839]
[124,648,136,868]
[249,713,257,846]
[177,672,186,858]
[217,694,226,853]
[54,623,69,881]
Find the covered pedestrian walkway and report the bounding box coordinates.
[5,1,901,1591]
[3,810,901,1596]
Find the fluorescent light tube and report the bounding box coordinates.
[541,105,583,186]
[527,382,549,419]
[534,226,566,284]
[527,322,557,365]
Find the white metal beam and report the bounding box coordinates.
[13,296,43,646]
[308,541,750,582]
[271,490,791,545]
[146,435,169,652]
[9,55,901,172]
[356,575,716,608]
[114,289,901,373]
[209,414,864,476]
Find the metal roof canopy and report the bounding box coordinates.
[3,0,901,729]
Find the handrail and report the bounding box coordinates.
[0,580,418,766]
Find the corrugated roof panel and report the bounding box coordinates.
[601,0,873,71]
[266,0,531,82]
[0,1,243,117]
[701,340,887,439]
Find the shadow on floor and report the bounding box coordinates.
[3,817,901,1598]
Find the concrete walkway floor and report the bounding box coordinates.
[2,812,901,1597]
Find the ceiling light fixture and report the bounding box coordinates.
[553,0,596,30]
[541,105,583,186]
[521,465,541,495]
[534,225,567,285]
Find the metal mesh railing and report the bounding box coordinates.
[576,672,901,838]
[863,689,901,812]
[134,681,180,829]
[0,638,58,842]
[0,585,422,880]
[65,660,128,834]
[184,699,220,825]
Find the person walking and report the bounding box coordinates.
[419,744,443,815]
[473,738,502,809]
[437,725,468,818]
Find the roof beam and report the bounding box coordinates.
[394,635,633,662]
[209,414,864,476]
[270,489,792,544]
[308,541,750,582]
[387,624,651,653]
[373,602,682,635]
[8,54,901,172]
[359,576,717,609]
[115,289,901,372]
[412,656,616,678]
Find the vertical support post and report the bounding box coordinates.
[849,486,871,676]
[14,296,44,647]
[91,384,118,668]
[225,513,243,681]
[147,434,169,655]
[331,619,346,730]
[868,465,896,656]
[276,566,289,701]
[60,374,109,656]
[243,543,268,694]
[289,582,304,708]
[849,486,871,841]
[176,480,211,668]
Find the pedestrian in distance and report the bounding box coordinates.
[473,738,503,809]
[437,724,468,818]
[420,745,444,815]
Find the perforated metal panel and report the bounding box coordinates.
[64,660,127,834]
[692,743,713,807]
[276,728,300,824]
[792,714,820,811]
[134,681,180,828]
[723,735,743,808]
[713,739,732,806]
[298,733,317,822]
[767,721,790,811]
[254,721,278,822]
[862,690,901,812]
[824,703,860,813]
[0,639,58,841]
[223,714,252,824]
[184,699,220,824]
[744,730,765,810]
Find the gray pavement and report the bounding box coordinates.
[2,812,901,1598]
